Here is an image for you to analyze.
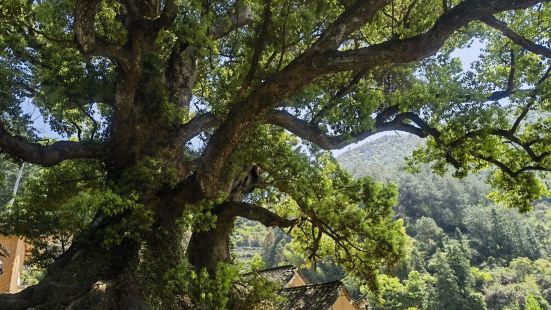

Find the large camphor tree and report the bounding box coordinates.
[0,0,551,308]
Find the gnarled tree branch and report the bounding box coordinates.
[309,0,391,52]
[196,0,549,197]
[225,202,297,228]
[239,1,273,96]
[74,0,101,54]
[196,0,392,195]
[166,43,197,111]
[489,49,517,101]
[155,0,178,29]
[310,70,369,124]
[481,15,551,59]
[267,110,426,150]
[321,0,550,73]
[176,113,221,144]
[0,124,105,166]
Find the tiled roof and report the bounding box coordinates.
[256,265,298,286]
[281,280,343,310]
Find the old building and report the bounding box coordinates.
[281,280,360,310]
[256,265,361,310]
[256,265,309,288]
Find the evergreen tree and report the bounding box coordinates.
[446,239,472,291]
[403,271,431,310]
[524,228,542,260]
[412,217,446,258]
[428,251,464,310]
[428,240,487,310]
[525,294,542,310]
[491,208,514,259]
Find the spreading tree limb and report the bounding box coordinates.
[197,0,548,196]
[321,0,550,73]
[481,15,551,59]
[0,124,105,166]
[267,110,426,150]
[176,113,221,144]
[224,202,297,228]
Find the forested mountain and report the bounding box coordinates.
[338,134,490,232]
[343,135,551,310]
[233,134,551,310]
[338,134,423,179]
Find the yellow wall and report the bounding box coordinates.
[0,236,26,293]
[330,290,360,310]
[287,272,308,288]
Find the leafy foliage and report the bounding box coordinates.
[1,0,551,308]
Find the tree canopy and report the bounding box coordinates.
[0,0,551,309]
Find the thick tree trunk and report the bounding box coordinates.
[0,226,143,309]
[0,197,194,310]
[186,209,236,274]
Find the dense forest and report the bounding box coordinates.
[231,134,551,310]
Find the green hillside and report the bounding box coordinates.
[337,134,423,179]
[342,136,551,309]
[251,135,551,310]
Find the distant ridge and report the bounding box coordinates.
[336,134,423,179]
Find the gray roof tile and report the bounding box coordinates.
[281,280,343,310]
